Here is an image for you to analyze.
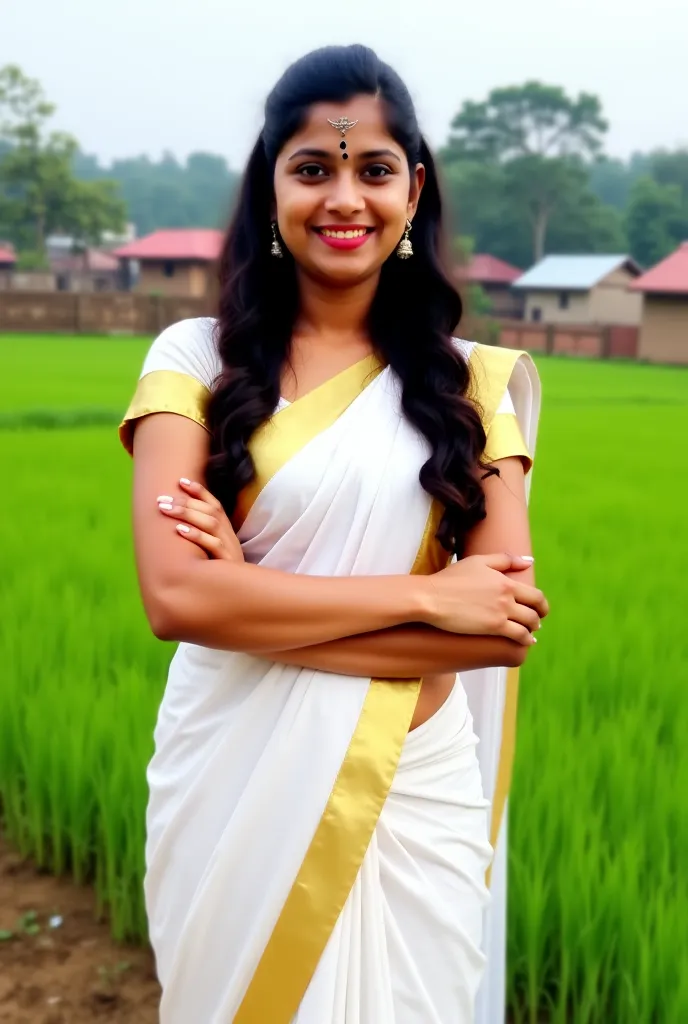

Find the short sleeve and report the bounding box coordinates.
[119,318,221,455]
[484,383,532,471]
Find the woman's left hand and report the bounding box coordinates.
[157,478,244,563]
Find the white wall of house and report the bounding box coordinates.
[588,268,643,325]
[523,290,590,324]
[521,267,642,325]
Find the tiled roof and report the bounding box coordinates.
[513,254,640,291]
[114,229,223,262]
[51,249,119,273]
[631,242,688,295]
[459,254,522,285]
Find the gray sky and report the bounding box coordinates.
[3,0,687,168]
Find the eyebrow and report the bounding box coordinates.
[287,147,402,163]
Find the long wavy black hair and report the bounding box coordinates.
[206,44,493,555]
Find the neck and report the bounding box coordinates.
[294,269,379,346]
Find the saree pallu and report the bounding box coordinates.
[120,321,540,1023]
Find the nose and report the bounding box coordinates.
[323,170,365,217]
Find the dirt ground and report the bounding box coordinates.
[0,836,160,1023]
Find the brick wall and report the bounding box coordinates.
[0,296,643,362]
[494,320,639,359]
[0,292,212,334]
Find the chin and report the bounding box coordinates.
[302,250,388,287]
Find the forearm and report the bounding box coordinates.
[151,560,433,652]
[265,623,527,677]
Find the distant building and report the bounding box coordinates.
[631,242,688,364]
[51,248,121,293]
[47,224,137,254]
[513,254,643,325]
[455,254,523,318]
[0,244,16,290]
[114,229,223,298]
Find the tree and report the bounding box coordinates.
[73,149,240,235]
[0,64,125,261]
[650,149,688,201]
[441,83,609,260]
[443,82,607,164]
[441,155,625,269]
[625,176,688,267]
[587,154,651,210]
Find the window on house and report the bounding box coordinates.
[531,307,542,322]
[163,261,176,278]
[559,291,570,309]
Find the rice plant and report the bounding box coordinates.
[1,334,686,1020]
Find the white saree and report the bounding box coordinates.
[121,317,540,1024]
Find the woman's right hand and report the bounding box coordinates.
[426,554,549,644]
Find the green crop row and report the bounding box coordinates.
[1,335,686,1020]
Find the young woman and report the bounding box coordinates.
[120,45,547,1024]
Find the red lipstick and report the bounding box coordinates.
[314,226,374,250]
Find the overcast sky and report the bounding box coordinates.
[3,0,687,169]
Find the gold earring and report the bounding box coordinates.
[396,220,413,259]
[270,222,283,258]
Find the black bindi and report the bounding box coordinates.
[340,141,347,150]
[342,152,349,160]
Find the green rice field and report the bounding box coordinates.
[1,333,687,1022]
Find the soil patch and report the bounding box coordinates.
[0,835,160,1023]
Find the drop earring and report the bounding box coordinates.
[270,222,283,258]
[396,220,413,259]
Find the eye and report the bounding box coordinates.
[362,164,393,179]
[297,163,328,178]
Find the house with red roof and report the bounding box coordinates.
[51,248,120,293]
[114,229,223,298]
[631,242,688,364]
[455,254,523,318]
[0,243,17,290]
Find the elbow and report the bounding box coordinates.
[504,641,531,668]
[149,610,180,643]
[143,582,190,643]
[147,600,183,643]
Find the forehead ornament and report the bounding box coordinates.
[327,117,359,136]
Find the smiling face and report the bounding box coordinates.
[273,94,424,287]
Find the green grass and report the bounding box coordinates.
[0,334,149,410]
[1,333,686,1020]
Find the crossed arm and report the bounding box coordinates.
[132,414,542,676]
[260,457,536,676]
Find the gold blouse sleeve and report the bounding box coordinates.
[118,369,211,455]
[484,412,532,472]
[468,343,533,473]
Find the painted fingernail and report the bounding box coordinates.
[531,635,538,643]
[156,495,174,503]
[521,555,535,562]
[180,478,192,486]
[158,502,173,511]
[176,524,191,534]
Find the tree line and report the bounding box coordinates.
[1,65,687,272]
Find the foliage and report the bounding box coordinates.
[443,82,607,163]
[587,153,651,210]
[0,64,126,257]
[15,249,49,271]
[466,283,493,317]
[440,82,610,261]
[625,175,688,268]
[73,149,240,236]
[1,336,688,1024]
[442,157,626,269]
